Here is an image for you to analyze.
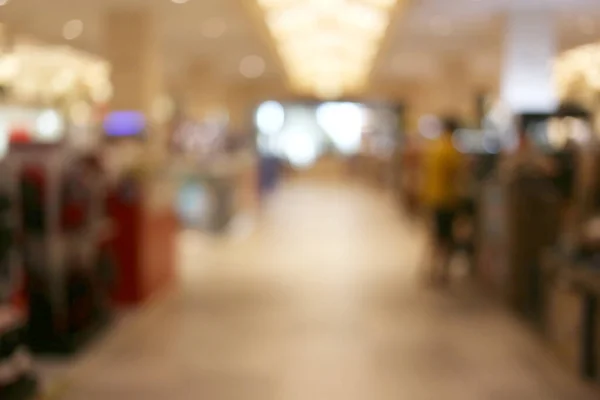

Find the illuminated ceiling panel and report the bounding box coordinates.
[256,0,399,98]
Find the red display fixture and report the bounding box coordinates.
[9,129,31,144]
[107,175,177,306]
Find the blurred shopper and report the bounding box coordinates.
[422,118,464,283]
[501,124,553,177]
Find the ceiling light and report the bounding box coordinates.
[256,0,398,98]
[240,55,266,79]
[62,20,84,40]
[0,0,9,6]
[172,0,189,4]
[202,18,227,38]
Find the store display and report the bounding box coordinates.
[0,308,37,400]
[473,81,600,380]
[108,173,176,305]
[0,166,38,399]
[106,143,176,306]
[3,146,114,354]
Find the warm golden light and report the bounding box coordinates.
[0,41,112,104]
[555,43,600,106]
[256,0,398,98]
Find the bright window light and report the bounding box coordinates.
[256,101,285,135]
[279,129,318,168]
[316,102,364,154]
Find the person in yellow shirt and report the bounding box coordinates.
[421,118,464,283]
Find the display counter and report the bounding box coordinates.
[476,169,562,320]
[108,171,177,306]
[542,251,600,382]
[174,151,258,233]
[476,167,600,384]
[202,151,258,232]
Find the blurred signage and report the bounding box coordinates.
[103,111,146,137]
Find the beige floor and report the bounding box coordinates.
[47,178,597,399]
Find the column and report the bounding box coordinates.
[225,82,257,134]
[185,60,227,121]
[442,56,475,122]
[501,10,557,113]
[105,10,163,115]
[104,9,165,161]
[103,10,175,305]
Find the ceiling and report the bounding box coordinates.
[375,0,600,83]
[2,0,600,96]
[0,0,283,83]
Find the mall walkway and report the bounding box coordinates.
[52,179,596,400]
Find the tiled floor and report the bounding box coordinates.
[50,179,597,399]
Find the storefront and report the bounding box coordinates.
[468,42,600,383]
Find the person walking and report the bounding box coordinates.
[421,118,464,284]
